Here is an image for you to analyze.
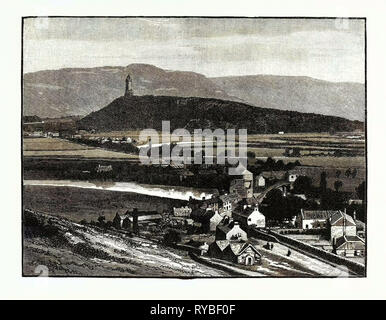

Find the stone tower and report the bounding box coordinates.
[125,74,133,97]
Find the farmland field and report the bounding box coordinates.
[23,137,137,159]
[23,131,365,169]
[23,185,187,223]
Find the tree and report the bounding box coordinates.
[247,151,256,159]
[334,180,343,192]
[345,169,351,178]
[260,189,286,222]
[163,229,182,245]
[356,181,366,201]
[320,171,327,193]
[336,170,341,178]
[261,189,304,223]
[320,190,345,210]
[293,176,313,194]
[97,215,106,227]
[265,157,275,169]
[276,160,285,170]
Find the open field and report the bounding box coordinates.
[23,137,137,159]
[23,185,187,223]
[23,131,365,169]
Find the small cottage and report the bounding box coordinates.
[173,206,192,217]
[329,211,357,242]
[333,235,365,257]
[215,221,248,241]
[208,240,262,265]
[191,208,223,232]
[233,205,266,229]
[296,209,338,229]
[255,175,266,188]
[219,193,240,216]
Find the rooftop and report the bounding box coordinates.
[330,211,356,226]
[335,235,365,249]
[301,210,339,220]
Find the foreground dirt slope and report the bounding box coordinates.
[23,210,227,277]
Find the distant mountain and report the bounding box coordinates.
[23,64,236,118]
[78,95,363,134]
[24,64,365,121]
[210,75,365,121]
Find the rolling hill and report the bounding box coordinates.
[78,95,363,134]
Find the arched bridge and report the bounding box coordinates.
[255,181,291,204]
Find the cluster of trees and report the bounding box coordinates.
[335,168,358,178]
[260,171,366,224]
[69,137,139,154]
[261,189,312,223]
[249,157,300,175]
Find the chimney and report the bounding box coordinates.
[132,208,139,235]
[353,210,357,221]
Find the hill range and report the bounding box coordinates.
[23,64,364,121]
[78,95,363,134]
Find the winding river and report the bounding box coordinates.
[23,179,214,201]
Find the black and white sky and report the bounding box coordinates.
[24,17,365,83]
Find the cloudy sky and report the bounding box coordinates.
[23,17,365,83]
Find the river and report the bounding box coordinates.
[23,179,214,201]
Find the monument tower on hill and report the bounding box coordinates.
[125,74,133,97]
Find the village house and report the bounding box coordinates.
[232,203,266,229]
[348,199,363,206]
[112,212,131,230]
[96,164,113,173]
[173,206,192,217]
[229,179,249,199]
[201,197,222,213]
[117,208,162,226]
[260,170,287,182]
[354,216,366,239]
[198,242,209,255]
[215,221,248,241]
[190,208,223,232]
[329,211,357,242]
[333,235,365,257]
[176,169,194,182]
[188,196,221,213]
[296,209,339,229]
[208,240,262,265]
[255,174,266,188]
[219,193,240,216]
[229,167,254,199]
[286,172,299,183]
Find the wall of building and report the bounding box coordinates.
[331,225,356,241]
[302,219,328,229]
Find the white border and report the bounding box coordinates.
[1,0,386,300]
